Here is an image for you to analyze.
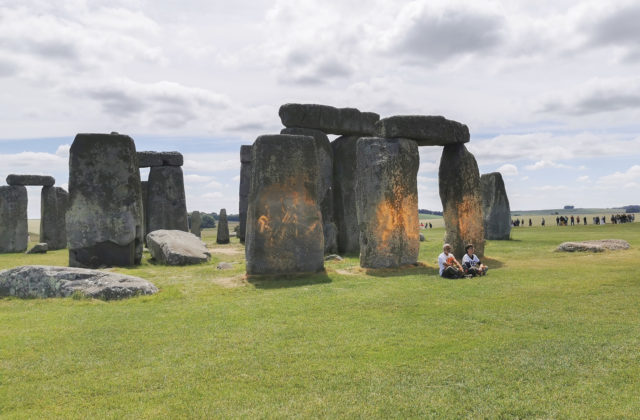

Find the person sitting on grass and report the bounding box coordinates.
[438,243,464,278]
[462,244,488,277]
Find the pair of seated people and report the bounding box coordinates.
[438,243,488,278]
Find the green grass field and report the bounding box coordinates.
[2,223,640,418]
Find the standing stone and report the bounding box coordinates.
[245,134,324,275]
[141,180,149,243]
[66,133,143,268]
[40,186,68,250]
[332,136,360,254]
[439,144,485,259]
[281,127,337,254]
[0,186,28,253]
[147,166,188,234]
[279,103,380,136]
[191,211,202,238]
[356,138,420,268]
[238,145,252,243]
[216,208,230,244]
[480,172,511,240]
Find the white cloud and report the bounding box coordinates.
[596,165,640,189]
[533,185,569,191]
[525,160,571,170]
[183,153,239,173]
[497,163,518,176]
[577,175,590,182]
[183,174,213,183]
[55,144,70,157]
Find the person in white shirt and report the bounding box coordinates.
[438,243,464,278]
[461,244,488,277]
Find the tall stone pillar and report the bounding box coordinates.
[40,186,68,250]
[0,186,28,253]
[481,172,511,240]
[147,166,188,233]
[191,210,202,238]
[332,136,360,254]
[238,145,252,243]
[216,208,229,244]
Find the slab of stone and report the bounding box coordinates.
[147,166,188,234]
[146,229,211,265]
[332,136,360,254]
[324,254,343,261]
[67,133,144,268]
[238,145,252,243]
[439,144,485,259]
[137,151,183,167]
[217,208,230,244]
[26,243,48,254]
[0,185,28,253]
[480,172,511,240]
[375,115,470,146]
[356,138,420,268]
[419,233,425,242]
[0,265,158,300]
[245,134,324,275]
[191,211,202,238]
[556,239,630,252]
[6,174,55,186]
[40,186,68,250]
[279,103,379,136]
[141,180,149,243]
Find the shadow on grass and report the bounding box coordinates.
[481,257,504,269]
[247,271,332,289]
[365,262,440,278]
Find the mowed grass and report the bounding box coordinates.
[1,223,640,418]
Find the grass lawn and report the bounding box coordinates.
[1,223,639,418]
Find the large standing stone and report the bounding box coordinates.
[480,172,511,240]
[332,136,360,254]
[141,180,149,243]
[281,127,337,254]
[245,134,324,275]
[279,103,380,136]
[66,133,143,268]
[238,145,252,243]
[147,166,188,234]
[137,151,184,167]
[356,138,420,268]
[191,211,202,238]
[0,186,28,253]
[375,116,470,146]
[6,174,55,186]
[40,186,68,250]
[439,144,485,259]
[216,208,230,244]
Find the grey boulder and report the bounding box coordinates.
[6,174,55,187]
[26,243,48,254]
[279,103,379,136]
[375,115,469,146]
[146,229,211,265]
[556,239,630,252]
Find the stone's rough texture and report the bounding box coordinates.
[26,243,48,254]
[332,136,360,254]
[279,103,380,136]
[325,254,343,261]
[137,151,183,167]
[66,133,143,268]
[147,166,188,234]
[0,265,157,300]
[141,181,149,243]
[356,138,420,268]
[217,209,230,244]
[480,172,511,240]
[245,135,324,275]
[439,144,485,259]
[323,221,338,254]
[217,262,233,270]
[6,174,55,186]
[419,233,425,242]
[40,186,68,250]
[190,211,202,237]
[238,145,252,243]
[146,230,211,265]
[556,239,630,253]
[375,115,470,146]
[0,186,28,253]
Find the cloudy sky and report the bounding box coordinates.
[1,0,639,217]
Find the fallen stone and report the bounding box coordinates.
[374,115,469,146]
[6,174,55,187]
[40,186,68,250]
[556,239,630,252]
[26,243,48,254]
[137,151,183,167]
[356,137,420,268]
[0,186,28,253]
[238,145,252,243]
[217,262,234,270]
[324,254,343,261]
[481,172,511,240]
[332,136,360,254]
[0,265,157,300]
[147,166,188,234]
[191,211,202,238]
[217,208,230,244]
[146,230,211,265]
[279,103,379,136]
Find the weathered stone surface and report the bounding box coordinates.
[137,151,183,167]
[216,262,234,270]
[26,243,48,254]
[480,172,511,240]
[147,230,211,265]
[375,115,470,146]
[0,265,157,300]
[279,103,379,136]
[217,208,230,244]
[556,239,630,252]
[323,221,338,254]
[439,144,485,259]
[245,134,324,275]
[6,174,55,186]
[238,145,252,243]
[356,138,420,268]
[191,211,202,237]
[147,166,188,234]
[325,254,343,261]
[332,136,360,254]
[0,186,28,253]
[141,180,149,243]
[419,233,425,242]
[67,133,143,268]
[40,186,68,250]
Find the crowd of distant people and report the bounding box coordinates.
[511,214,635,227]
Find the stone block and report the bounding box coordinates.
[279,103,379,136]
